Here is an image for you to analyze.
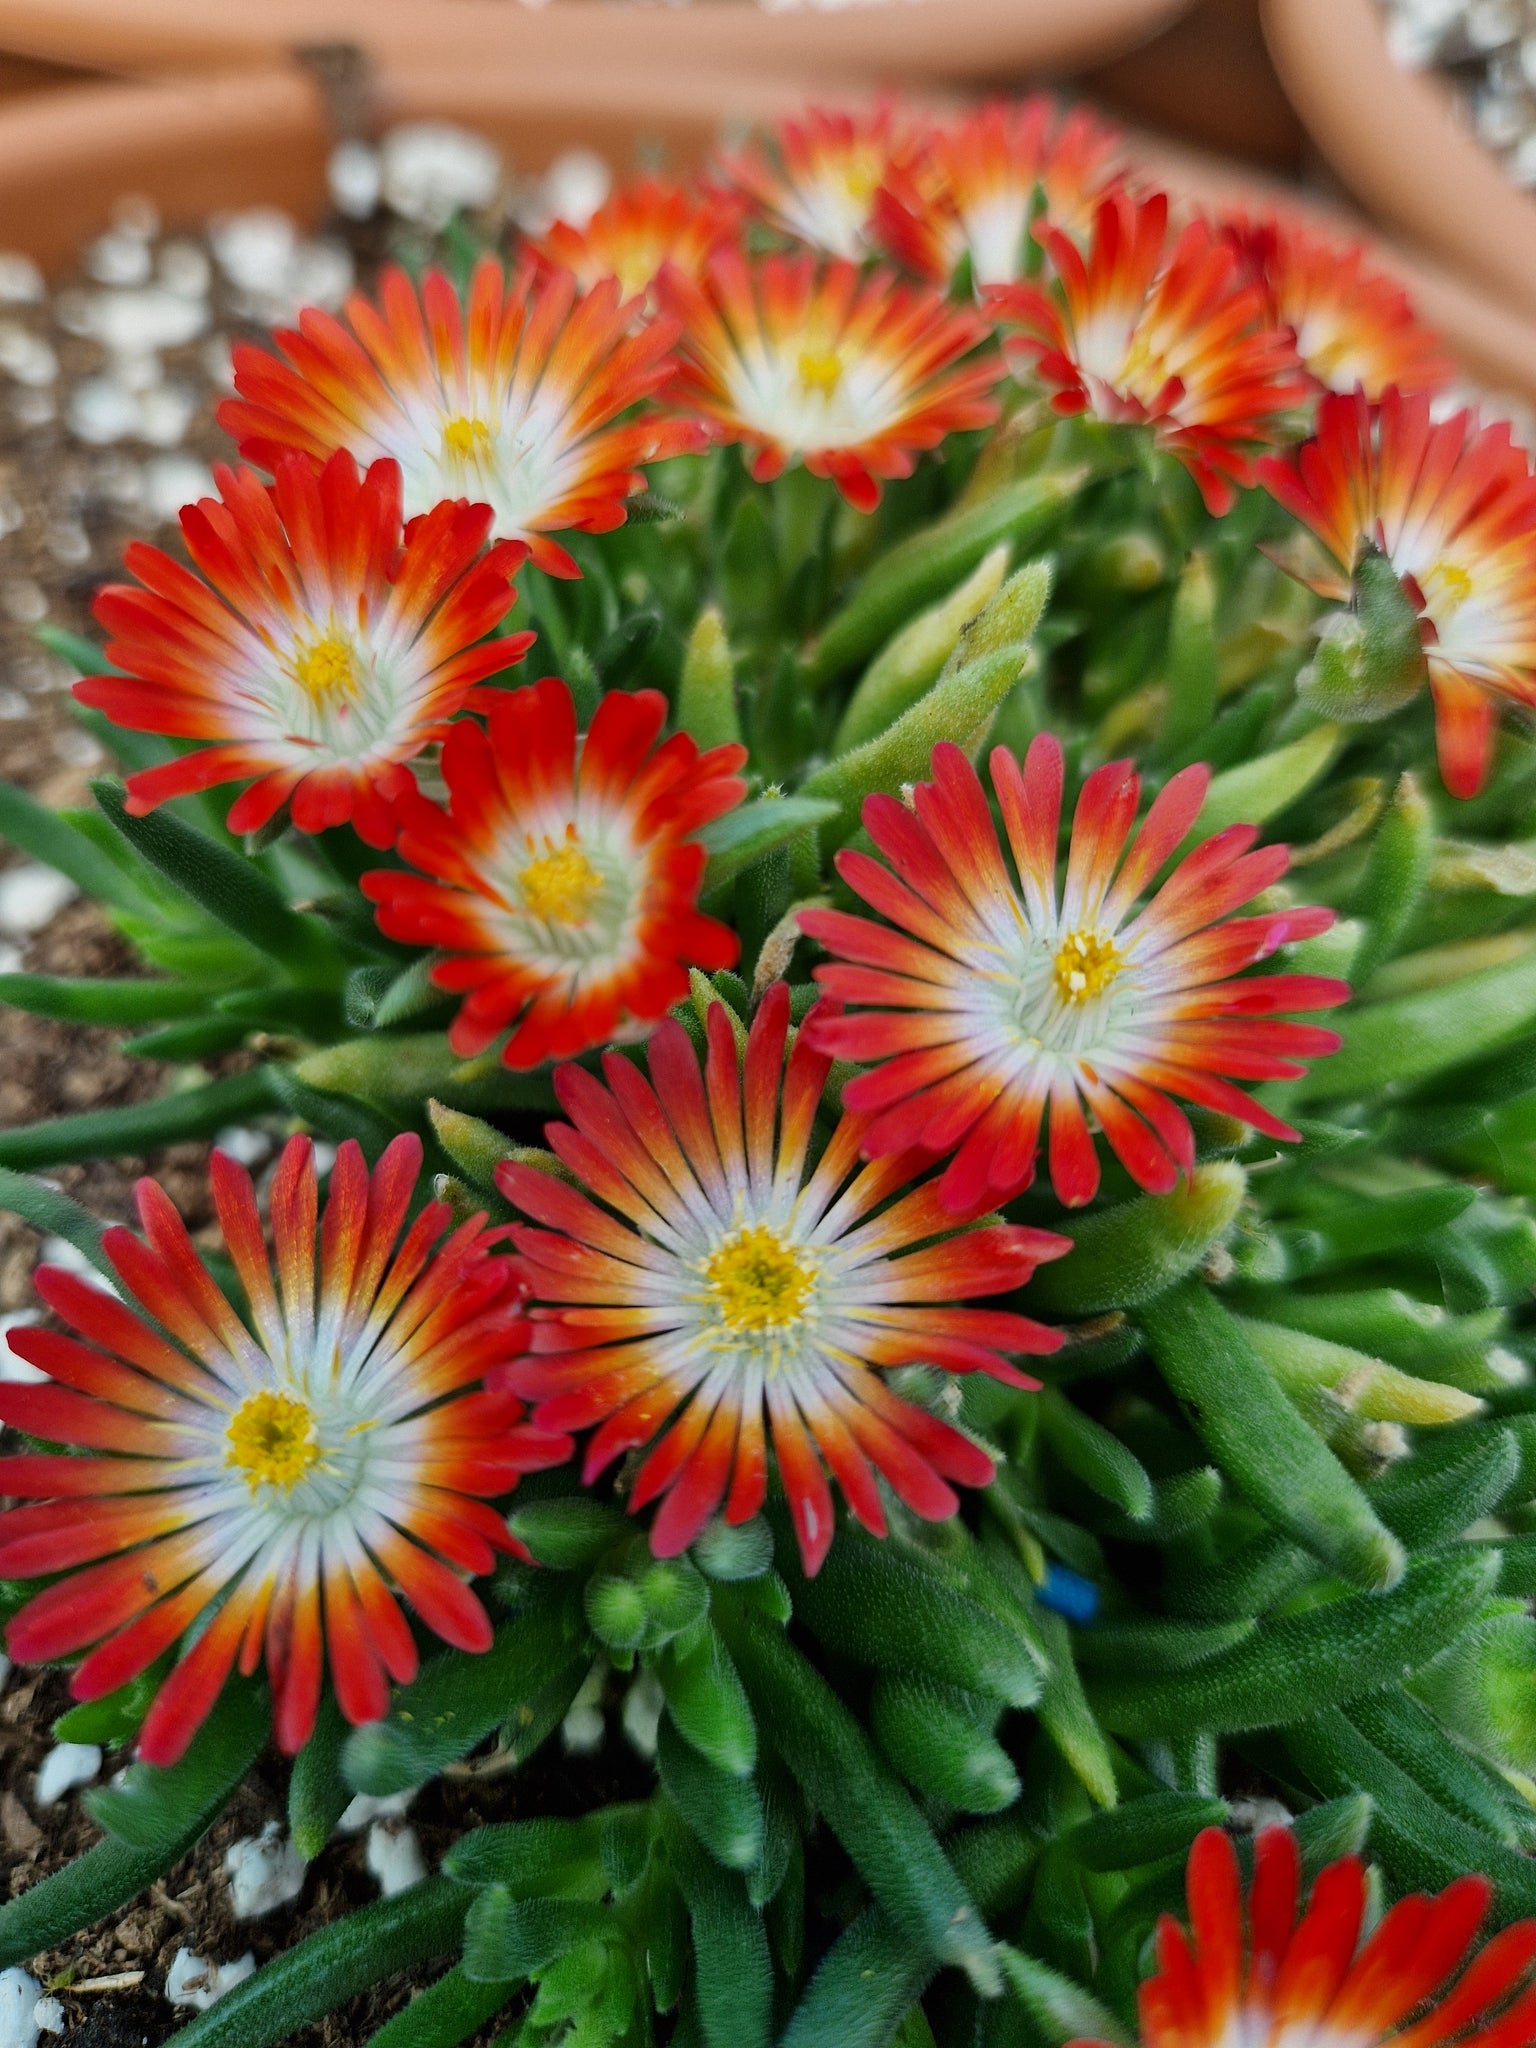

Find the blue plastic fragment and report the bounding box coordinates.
[1037,1561,1099,1624]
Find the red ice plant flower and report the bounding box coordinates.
[801,737,1347,1214]
[719,102,930,261]
[365,678,746,1068]
[0,1134,569,1765]
[220,257,698,577]
[529,176,746,305]
[990,189,1309,514]
[493,982,1067,1574]
[1223,211,1452,401]
[660,248,1003,512]
[80,450,532,845]
[1262,386,1536,797]
[875,96,1123,289]
[1072,1825,1536,2048]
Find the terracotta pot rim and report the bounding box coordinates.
[0,0,1194,88]
[1261,0,1536,327]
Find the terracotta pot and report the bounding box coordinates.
[0,64,832,271]
[1083,0,1305,173]
[0,0,1192,93]
[1262,0,1536,327]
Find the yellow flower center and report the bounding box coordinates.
[442,415,494,460]
[798,349,845,396]
[292,633,359,706]
[1424,559,1474,621]
[840,152,882,204]
[706,1223,813,1334]
[1053,928,1125,1005]
[1118,331,1173,408]
[519,840,605,926]
[226,1389,320,1494]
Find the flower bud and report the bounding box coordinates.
[1296,547,1425,722]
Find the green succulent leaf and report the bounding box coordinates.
[654,1623,757,1777]
[0,776,158,913]
[361,1964,519,2048]
[803,469,1082,689]
[287,1692,353,1862]
[871,1674,1020,1815]
[444,1816,608,1897]
[1140,1283,1405,1591]
[783,1523,1043,1711]
[1029,1166,1246,1317]
[778,1906,933,2048]
[461,1889,610,1983]
[1067,1790,1228,1872]
[1287,1706,1536,1922]
[92,777,338,976]
[998,1944,1135,2048]
[666,1826,773,2048]
[699,794,839,894]
[1093,1547,1501,1736]
[0,1068,275,1172]
[657,1711,764,1870]
[166,1880,470,2048]
[0,1164,114,1281]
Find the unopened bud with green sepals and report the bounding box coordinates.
[586,1553,710,1657]
[1297,545,1426,722]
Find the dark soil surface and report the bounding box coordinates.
[2,1655,659,2048]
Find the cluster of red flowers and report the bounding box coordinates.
[91,97,1505,869]
[7,95,1533,1772]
